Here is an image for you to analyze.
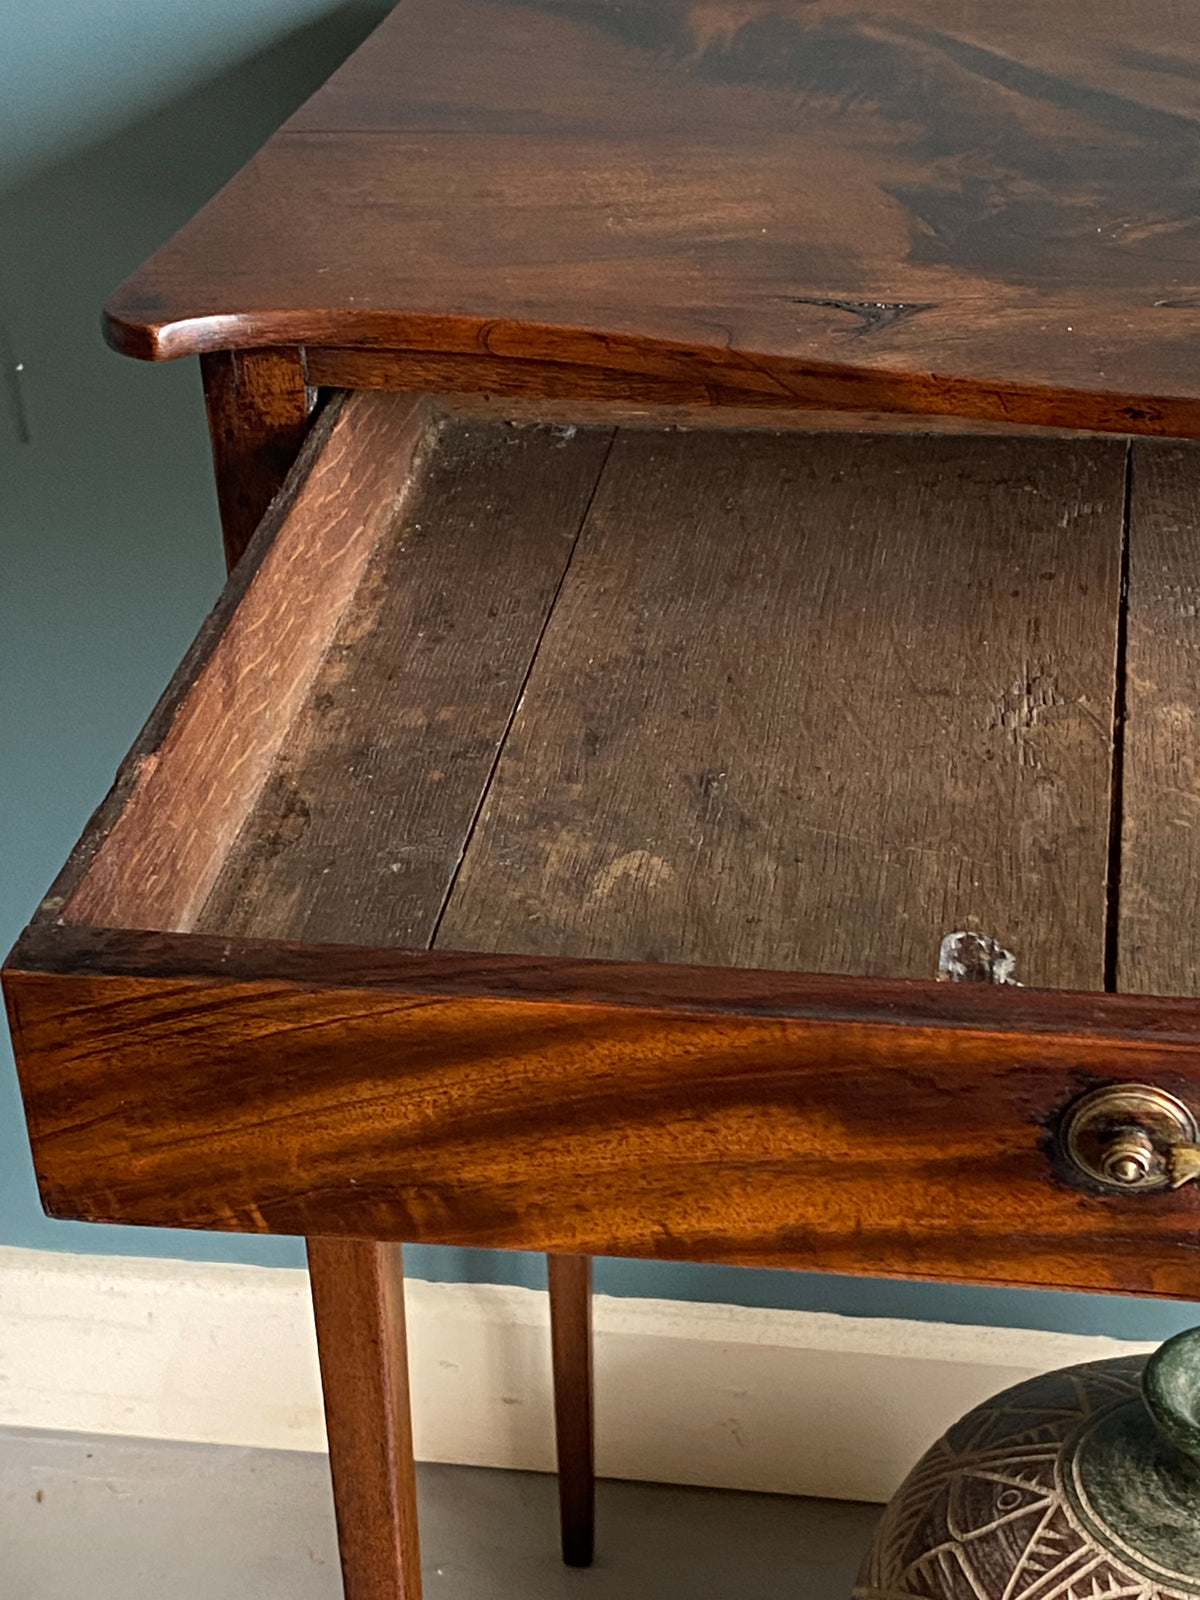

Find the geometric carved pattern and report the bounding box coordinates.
[854,1357,1194,1600]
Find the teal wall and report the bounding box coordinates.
[2,3,1198,1342]
[0,0,347,191]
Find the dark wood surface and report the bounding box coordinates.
[61,401,1127,993]
[199,420,613,946]
[1120,441,1200,997]
[307,1236,422,1600]
[547,1255,594,1568]
[105,0,1200,433]
[439,429,1125,985]
[294,391,1110,440]
[201,347,314,570]
[11,924,1200,1296]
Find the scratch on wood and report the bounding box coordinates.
[988,671,1066,768]
[938,931,1020,984]
[785,297,935,337]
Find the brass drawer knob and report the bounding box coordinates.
[1061,1084,1200,1192]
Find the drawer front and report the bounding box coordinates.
[9,926,1200,1299]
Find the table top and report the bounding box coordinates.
[105,0,1200,430]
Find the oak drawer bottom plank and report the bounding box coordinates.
[1121,441,1200,998]
[440,430,1126,989]
[197,418,613,948]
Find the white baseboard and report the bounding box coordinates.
[0,1245,1152,1504]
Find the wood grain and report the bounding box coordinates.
[440,431,1125,988]
[1119,441,1200,996]
[302,344,1200,440]
[307,1236,422,1600]
[105,0,1200,433]
[61,392,439,935]
[10,925,1200,1299]
[201,347,314,570]
[197,421,612,947]
[368,392,1111,441]
[547,1255,594,1568]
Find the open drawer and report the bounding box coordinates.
[8,391,1200,1299]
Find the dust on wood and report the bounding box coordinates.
[439,430,1126,986]
[197,420,613,946]
[1119,441,1200,996]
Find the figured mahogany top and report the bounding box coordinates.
[105,0,1200,429]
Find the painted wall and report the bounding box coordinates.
[2,2,1197,1343]
[0,3,394,1260]
[0,0,351,192]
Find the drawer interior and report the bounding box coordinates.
[52,391,1195,1000]
[13,390,1200,1291]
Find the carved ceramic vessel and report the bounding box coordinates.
[855,1328,1200,1600]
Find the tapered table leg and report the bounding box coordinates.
[548,1252,595,1567]
[307,1237,422,1600]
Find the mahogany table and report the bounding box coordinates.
[9,4,1200,1599]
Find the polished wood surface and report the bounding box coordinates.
[307,1237,422,1600]
[547,1255,594,1568]
[10,924,1200,1296]
[106,0,1200,433]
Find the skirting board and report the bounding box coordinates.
[0,1245,1151,1504]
